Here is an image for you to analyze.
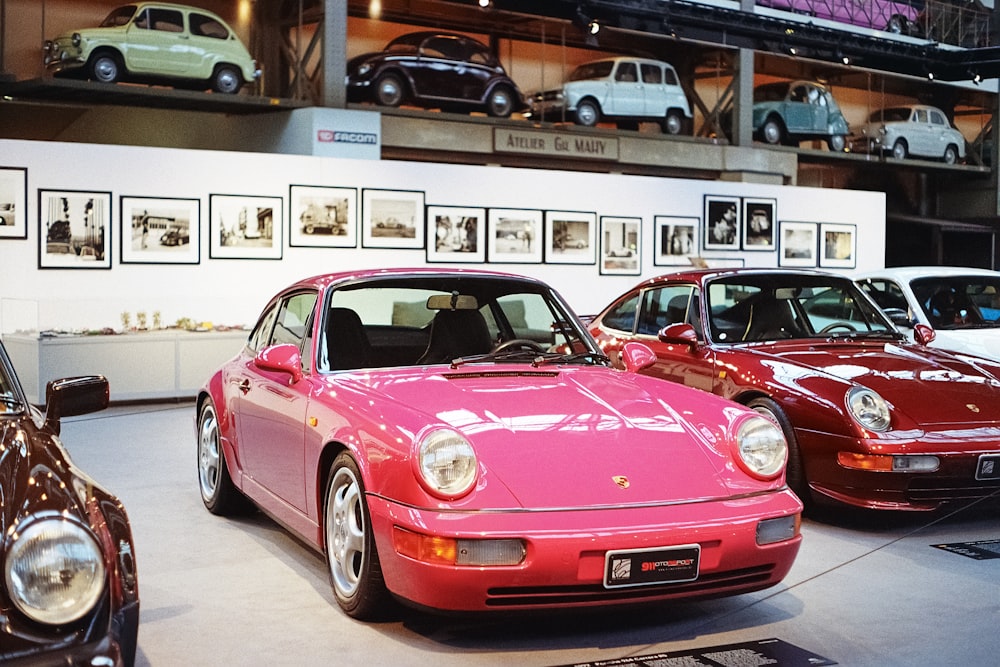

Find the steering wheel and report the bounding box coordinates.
[493,338,546,354]
[819,321,857,334]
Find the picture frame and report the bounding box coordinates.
[703,195,741,251]
[544,210,596,265]
[819,222,857,269]
[426,205,486,263]
[0,167,27,240]
[361,188,425,249]
[120,196,200,264]
[600,215,641,275]
[654,215,699,266]
[209,194,283,260]
[741,197,777,250]
[487,208,543,263]
[289,185,357,248]
[38,189,112,269]
[778,221,818,267]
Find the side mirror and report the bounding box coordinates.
[657,322,699,348]
[914,323,936,346]
[44,375,109,436]
[621,341,657,373]
[255,343,303,384]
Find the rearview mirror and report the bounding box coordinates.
[914,323,936,346]
[658,322,699,348]
[426,293,479,310]
[621,342,657,373]
[255,344,303,383]
[44,375,109,435]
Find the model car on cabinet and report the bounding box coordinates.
[589,268,1000,511]
[43,2,260,94]
[0,343,139,665]
[197,268,801,619]
[750,81,849,151]
[852,105,966,163]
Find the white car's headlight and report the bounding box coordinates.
[734,415,788,480]
[847,387,892,432]
[5,517,106,625]
[415,428,478,499]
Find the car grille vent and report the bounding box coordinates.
[445,371,560,380]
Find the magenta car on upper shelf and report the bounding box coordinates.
[196,268,802,620]
[757,0,921,34]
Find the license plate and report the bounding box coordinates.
[976,454,1000,481]
[604,544,700,589]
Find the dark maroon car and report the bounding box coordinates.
[346,31,525,117]
[589,268,1000,512]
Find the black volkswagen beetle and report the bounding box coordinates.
[346,31,525,117]
[0,342,139,665]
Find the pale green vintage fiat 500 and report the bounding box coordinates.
[43,2,260,94]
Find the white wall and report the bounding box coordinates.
[0,138,885,334]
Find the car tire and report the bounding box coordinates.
[746,397,811,505]
[828,134,846,152]
[88,51,122,84]
[374,73,406,107]
[211,65,242,94]
[761,117,785,145]
[575,99,601,127]
[662,109,685,135]
[943,144,959,165]
[325,452,392,620]
[197,400,251,515]
[892,139,908,160]
[486,85,516,117]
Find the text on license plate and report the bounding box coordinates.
[604,544,701,589]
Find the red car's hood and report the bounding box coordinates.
[749,340,1000,425]
[346,366,751,508]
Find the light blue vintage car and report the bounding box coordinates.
[752,80,850,151]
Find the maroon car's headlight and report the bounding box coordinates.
[4,517,106,625]
[846,387,891,432]
[414,428,478,499]
[733,415,787,480]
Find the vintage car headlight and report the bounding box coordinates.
[846,387,891,432]
[415,428,478,499]
[356,63,373,77]
[71,32,82,47]
[733,415,787,480]
[5,517,106,625]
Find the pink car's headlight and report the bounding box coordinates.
[414,428,478,499]
[733,415,787,480]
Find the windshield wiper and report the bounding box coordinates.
[531,351,611,367]
[823,329,902,340]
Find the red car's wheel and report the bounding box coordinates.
[197,400,250,515]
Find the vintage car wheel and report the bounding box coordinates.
[486,85,516,118]
[662,109,685,135]
[747,397,810,504]
[892,139,909,160]
[197,401,250,515]
[828,134,846,152]
[88,51,122,84]
[374,73,406,107]
[212,65,242,94]
[943,144,959,165]
[325,452,391,619]
[575,99,601,127]
[760,117,785,145]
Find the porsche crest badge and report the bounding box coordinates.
[612,475,630,489]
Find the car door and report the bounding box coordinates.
[186,11,232,78]
[235,290,318,511]
[640,62,665,116]
[410,35,478,101]
[607,61,644,116]
[911,107,932,155]
[928,108,952,158]
[123,6,192,74]
[781,84,814,133]
[634,285,716,392]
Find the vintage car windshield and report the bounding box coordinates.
[568,60,615,81]
[910,276,1000,329]
[100,5,138,27]
[868,107,911,122]
[706,274,898,343]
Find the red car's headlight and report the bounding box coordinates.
[413,428,478,499]
[733,415,788,480]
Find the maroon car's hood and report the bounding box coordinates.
[345,366,748,508]
[751,339,1000,425]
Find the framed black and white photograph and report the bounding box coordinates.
[120,196,200,264]
[426,205,486,263]
[742,197,776,250]
[703,195,741,251]
[289,185,357,248]
[778,221,817,267]
[0,167,27,239]
[600,216,641,275]
[38,189,111,269]
[487,208,543,263]
[361,189,425,249]
[544,210,596,265]
[820,222,857,269]
[654,215,699,266]
[209,194,283,260]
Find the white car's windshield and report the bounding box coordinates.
[911,276,1000,329]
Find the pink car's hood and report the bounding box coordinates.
[348,366,751,508]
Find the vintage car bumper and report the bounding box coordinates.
[368,490,802,612]
[42,39,86,75]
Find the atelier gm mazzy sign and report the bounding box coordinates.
[494,128,619,161]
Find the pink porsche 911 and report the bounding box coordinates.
[196,268,801,619]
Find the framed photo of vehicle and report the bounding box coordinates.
[778,221,818,267]
[0,167,27,240]
[654,215,699,266]
[362,189,425,249]
[742,198,776,250]
[38,189,111,269]
[487,208,543,263]
[544,210,596,265]
[289,185,357,249]
[209,194,283,260]
[703,195,741,251]
[120,196,200,265]
[426,205,486,263]
[600,216,642,275]
[819,222,857,269]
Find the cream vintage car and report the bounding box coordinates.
[43,2,260,94]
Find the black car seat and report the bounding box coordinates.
[326,307,373,370]
[416,309,493,365]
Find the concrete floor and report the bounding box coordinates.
[61,403,1000,667]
